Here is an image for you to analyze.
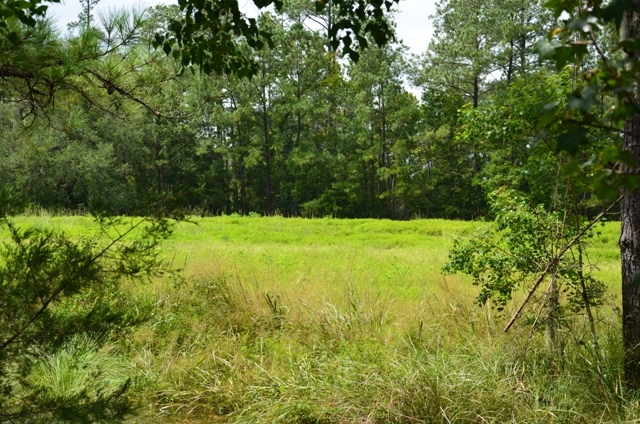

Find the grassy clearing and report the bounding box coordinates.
[4,215,633,423]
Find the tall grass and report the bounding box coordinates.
[129,273,633,423]
[3,216,630,423]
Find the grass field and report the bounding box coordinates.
[3,215,633,423]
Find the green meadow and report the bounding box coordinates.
[3,215,631,423]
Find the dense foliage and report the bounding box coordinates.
[2,0,617,220]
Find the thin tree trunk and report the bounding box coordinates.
[232,154,238,213]
[263,107,272,214]
[545,273,560,357]
[235,122,247,215]
[519,34,527,75]
[261,62,272,214]
[506,39,514,85]
[473,74,479,108]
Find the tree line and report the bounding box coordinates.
[1,0,614,219]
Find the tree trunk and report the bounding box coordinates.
[261,62,272,214]
[545,274,560,358]
[621,3,640,391]
[621,113,640,390]
[232,155,238,212]
[519,34,526,75]
[473,74,479,108]
[506,39,514,85]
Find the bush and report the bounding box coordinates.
[0,214,172,423]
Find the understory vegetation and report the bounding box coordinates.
[3,215,631,423]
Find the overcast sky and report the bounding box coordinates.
[47,0,435,55]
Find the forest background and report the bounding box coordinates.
[0,0,581,220]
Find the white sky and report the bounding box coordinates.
[47,0,435,55]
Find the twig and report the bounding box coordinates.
[87,70,162,117]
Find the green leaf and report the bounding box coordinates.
[557,129,588,155]
[163,41,172,55]
[543,0,582,19]
[600,146,637,168]
[602,0,635,28]
[561,159,582,177]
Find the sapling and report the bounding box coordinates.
[443,188,608,357]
